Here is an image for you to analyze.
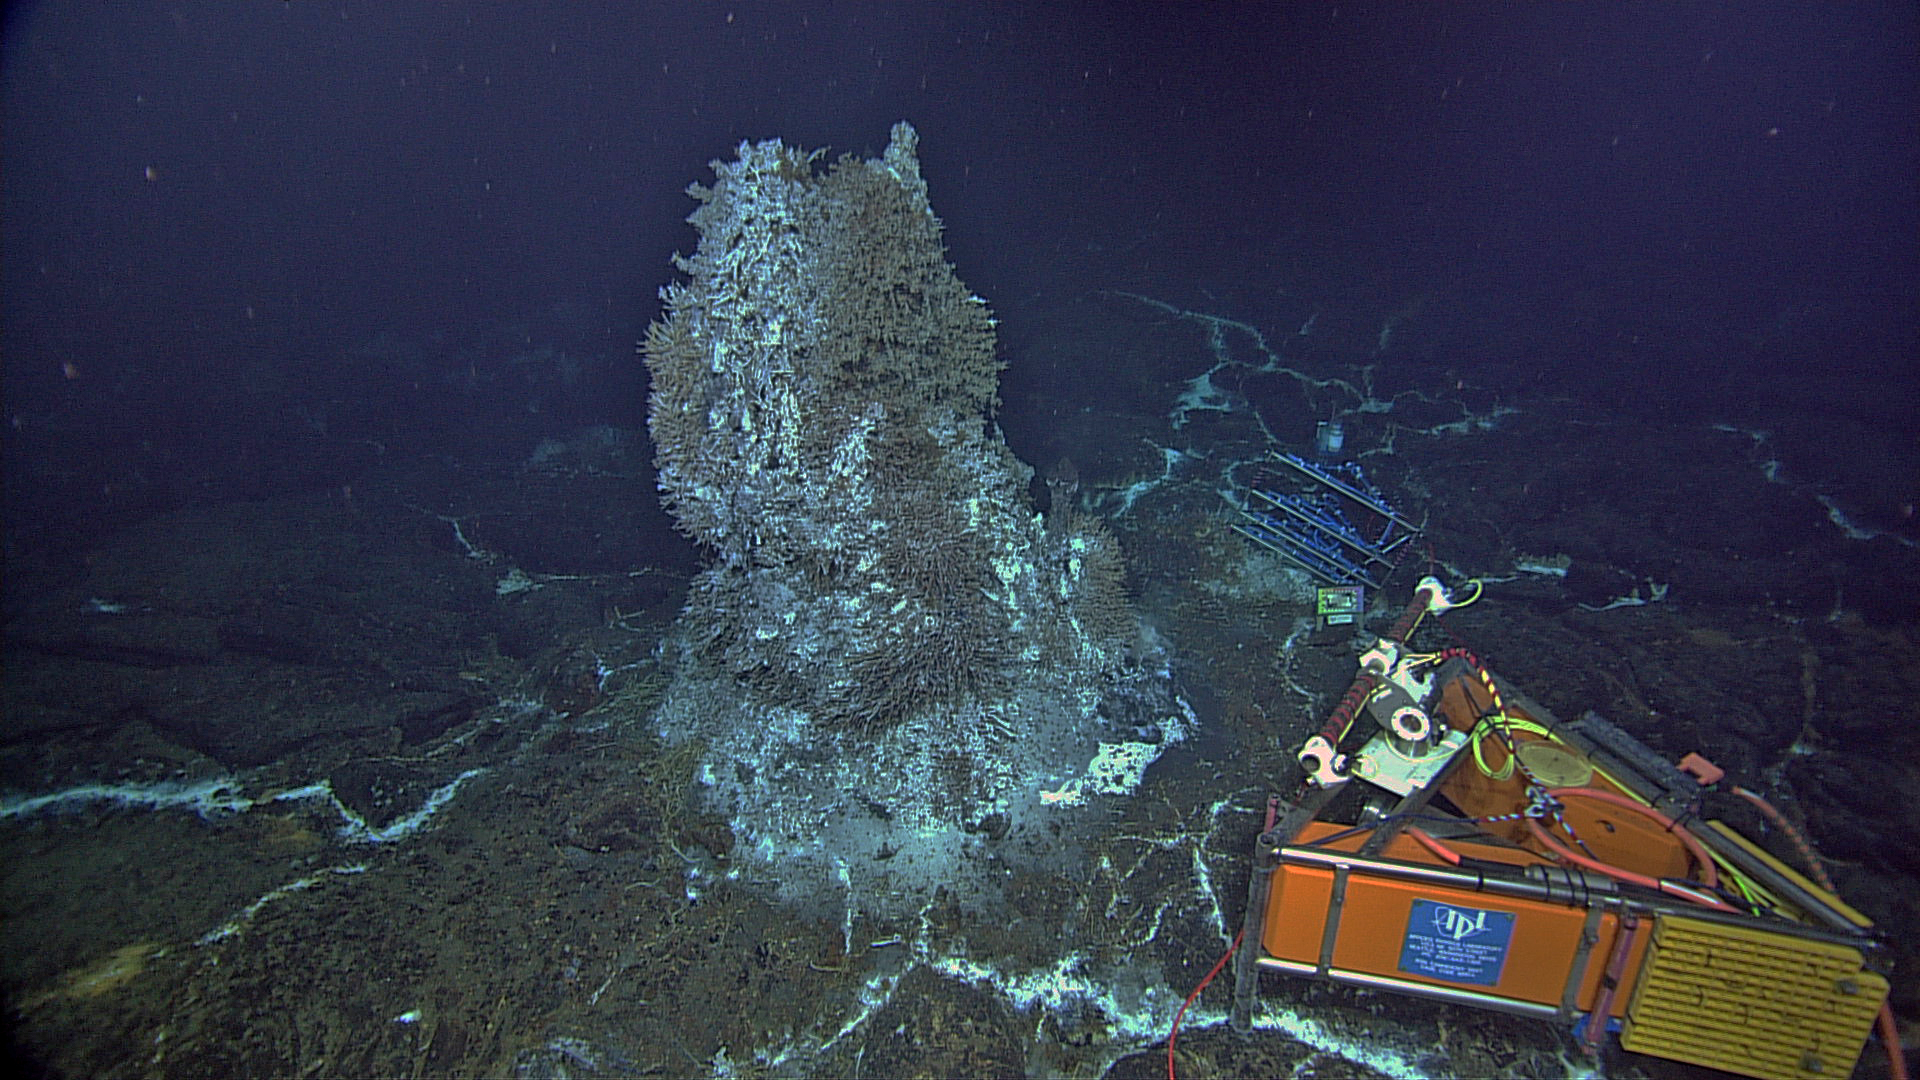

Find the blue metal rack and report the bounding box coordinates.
[1230,453,1418,588]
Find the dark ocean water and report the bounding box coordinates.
[3,4,1915,1078]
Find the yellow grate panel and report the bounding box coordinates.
[1620,914,1886,1080]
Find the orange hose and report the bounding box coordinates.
[1546,785,1718,889]
[1527,818,1733,909]
[1406,826,1463,866]
[1880,1002,1910,1080]
[1527,786,1733,910]
[1734,789,1907,1080]
[1732,785,1834,892]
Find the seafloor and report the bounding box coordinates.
[3,284,1915,1079]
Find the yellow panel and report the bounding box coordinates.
[1621,914,1887,1080]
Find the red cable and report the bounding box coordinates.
[1168,928,1244,1080]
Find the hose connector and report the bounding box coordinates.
[1415,575,1459,615]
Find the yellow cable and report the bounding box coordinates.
[1451,579,1485,609]
[1470,713,1543,780]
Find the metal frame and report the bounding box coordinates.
[1230,659,1884,1036]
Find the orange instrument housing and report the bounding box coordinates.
[1230,656,1889,1080]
